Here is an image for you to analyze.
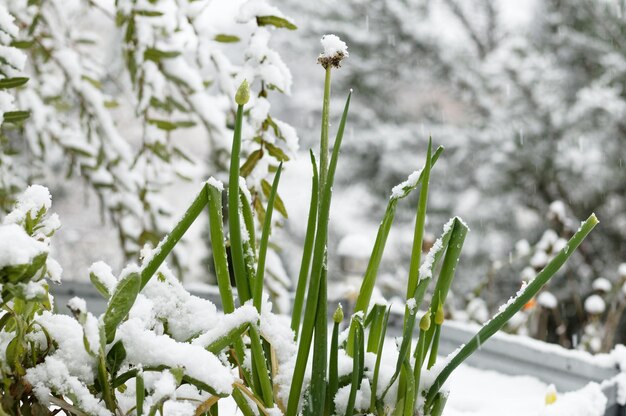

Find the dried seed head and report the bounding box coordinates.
[435,303,445,325]
[333,304,344,323]
[419,311,431,331]
[318,34,349,69]
[235,79,250,105]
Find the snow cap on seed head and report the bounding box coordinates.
[318,34,348,69]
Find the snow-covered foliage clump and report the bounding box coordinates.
[0,0,298,274]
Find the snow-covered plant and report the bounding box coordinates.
[0,185,62,412]
[0,36,598,416]
[1,0,297,272]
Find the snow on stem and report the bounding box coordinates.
[353,145,444,316]
[347,146,444,355]
[424,214,599,410]
[421,218,469,368]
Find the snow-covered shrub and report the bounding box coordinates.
[0,35,599,415]
[0,0,297,272]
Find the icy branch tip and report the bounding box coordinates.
[318,34,348,69]
[235,79,250,105]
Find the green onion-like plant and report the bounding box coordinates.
[0,36,598,416]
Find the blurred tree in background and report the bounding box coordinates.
[278,0,626,349]
[1,0,297,278]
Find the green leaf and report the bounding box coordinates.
[2,111,30,124]
[264,141,290,162]
[214,34,240,43]
[81,75,102,89]
[9,40,34,49]
[106,341,126,376]
[205,322,250,354]
[175,120,196,128]
[170,367,185,385]
[260,179,288,218]
[103,272,141,343]
[253,163,283,311]
[90,272,111,299]
[0,77,28,89]
[256,15,297,30]
[240,149,263,178]
[135,10,164,17]
[147,118,178,131]
[144,48,180,62]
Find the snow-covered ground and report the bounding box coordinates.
[216,361,606,416]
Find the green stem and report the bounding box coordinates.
[406,138,432,299]
[232,388,256,416]
[291,151,319,338]
[286,92,351,416]
[424,214,599,408]
[207,183,235,313]
[253,163,283,311]
[319,67,332,189]
[327,315,340,416]
[229,104,252,303]
[310,268,327,414]
[344,317,363,416]
[249,326,274,407]
[136,373,144,416]
[370,306,390,414]
[420,219,468,365]
[140,185,208,289]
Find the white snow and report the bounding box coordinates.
[88,261,118,294]
[3,185,52,225]
[337,233,374,258]
[319,34,349,59]
[67,297,87,315]
[591,277,611,293]
[117,318,235,395]
[207,176,224,192]
[419,218,455,280]
[537,291,558,309]
[549,200,567,222]
[0,224,48,268]
[584,295,606,315]
[391,168,422,199]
